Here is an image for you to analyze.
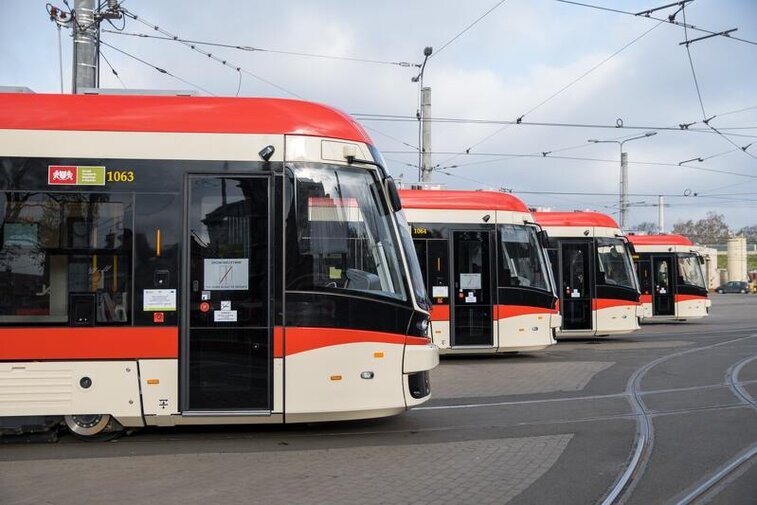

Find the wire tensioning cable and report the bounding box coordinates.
[99,49,127,88]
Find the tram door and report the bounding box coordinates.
[560,242,592,330]
[636,259,653,302]
[184,175,271,412]
[652,255,675,316]
[451,231,493,347]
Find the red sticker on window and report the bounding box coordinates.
[48,165,78,185]
[153,312,165,323]
[199,302,210,313]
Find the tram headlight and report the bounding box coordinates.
[418,318,429,335]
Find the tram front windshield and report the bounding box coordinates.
[596,238,636,289]
[677,253,707,289]
[286,164,407,302]
[499,225,552,292]
[396,210,431,310]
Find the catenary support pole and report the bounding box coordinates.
[421,87,432,182]
[73,0,98,93]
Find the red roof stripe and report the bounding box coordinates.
[0,93,372,143]
[533,211,619,228]
[399,189,529,212]
[627,234,694,246]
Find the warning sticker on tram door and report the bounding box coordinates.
[214,300,237,322]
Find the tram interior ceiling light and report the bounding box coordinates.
[258,145,275,161]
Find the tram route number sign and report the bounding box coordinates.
[204,259,249,290]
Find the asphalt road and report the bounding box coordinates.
[2,295,756,505]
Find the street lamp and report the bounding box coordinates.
[412,46,433,182]
[587,131,657,229]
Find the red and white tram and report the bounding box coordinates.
[0,92,438,439]
[627,234,710,321]
[533,211,642,337]
[400,189,560,353]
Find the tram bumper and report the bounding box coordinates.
[550,312,562,329]
[403,342,439,407]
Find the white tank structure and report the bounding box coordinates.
[727,237,748,281]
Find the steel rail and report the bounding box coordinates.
[672,355,757,505]
[599,334,757,505]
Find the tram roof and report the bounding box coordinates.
[626,234,694,246]
[399,189,529,213]
[0,93,372,143]
[532,211,619,229]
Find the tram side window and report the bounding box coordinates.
[0,192,132,325]
[285,165,406,301]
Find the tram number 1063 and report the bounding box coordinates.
[106,170,135,183]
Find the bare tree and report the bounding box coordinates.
[672,212,730,244]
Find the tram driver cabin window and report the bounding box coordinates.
[0,192,132,326]
[285,166,406,301]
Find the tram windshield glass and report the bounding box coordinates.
[286,164,407,301]
[677,253,707,288]
[596,238,636,289]
[498,225,552,292]
[396,210,431,310]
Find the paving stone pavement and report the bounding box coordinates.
[0,434,572,505]
[431,361,613,399]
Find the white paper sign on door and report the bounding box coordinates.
[204,259,248,290]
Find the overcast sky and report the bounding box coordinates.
[2,0,756,230]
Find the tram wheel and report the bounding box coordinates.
[63,414,122,442]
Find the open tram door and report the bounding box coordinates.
[183,175,272,413]
[652,255,675,316]
[451,230,494,347]
[559,241,593,331]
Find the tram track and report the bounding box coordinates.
[599,335,757,505]
[671,354,757,505]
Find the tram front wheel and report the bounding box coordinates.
[64,414,122,441]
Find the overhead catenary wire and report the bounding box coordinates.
[679,5,757,160]
[681,6,708,120]
[99,40,217,96]
[119,8,303,98]
[99,49,127,88]
[554,0,757,47]
[100,28,421,69]
[430,20,666,170]
[351,113,757,139]
[430,0,510,60]
[378,150,757,180]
